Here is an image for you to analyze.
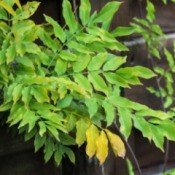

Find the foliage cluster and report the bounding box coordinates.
[0,0,175,174]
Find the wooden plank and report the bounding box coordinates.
[0,150,58,175]
[0,126,33,156]
[91,0,175,33]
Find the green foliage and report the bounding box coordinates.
[132,0,175,155]
[163,169,175,175]
[127,159,134,175]
[0,0,175,169]
[131,0,164,59]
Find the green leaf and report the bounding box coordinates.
[63,0,78,33]
[104,72,130,88]
[54,145,63,166]
[6,44,16,64]
[44,15,66,43]
[8,106,26,126]
[164,96,173,108]
[34,134,46,152]
[79,0,91,25]
[12,84,23,104]
[0,102,12,111]
[76,117,91,147]
[44,138,55,163]
[112,27,136,37]
[59,51,77,61]
[88,72,108,95]
[103,55,126,71]
[57,94,72,108]
[166,81,174,96]
[109,96,147,112]
[74,74,92,94]
[93,1,121,23]
[59,133,75,145]
[31,86,49,103]
[12,20,35,39]
[16,55,34,69]
[0,1,16,16]
[117,66,156,79]
[15,1,40,20]
[85,98,98,118]
[88,53,107,71]
[24,127,37,141]
[46,124,60,141]
[146,0,155,22]
[133,116,152,141]
[118,107,132,139]
[22,86,31,108]
[19,110,38,131]
[164,49,174,70]
[76,33,100,44]
[39,121,46,137]
[150,124,164,151]
[55,58,67,76]
[67,41,93,54]
[38,29,58,52]
[86,26,115,43]
[73,54,90,72]
[62,146,75,164]
[158,120,175,141]
[135,109,169,120]
[102,101,115,126]
[0,7,8,20]
[127,159,134,175]
[66,114,77,132]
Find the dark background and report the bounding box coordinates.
[1,0,175,174]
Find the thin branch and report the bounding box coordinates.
[72,0,79,21]
[46,24,87,71]
[138,0,144,18]
[137,1,170,170]
[124,33,175,47]
[148,54,169,173]
[114,122,142,175]
[101,164,106,175]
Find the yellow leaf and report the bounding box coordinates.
[96,131,108,164]
[76,117,91,147]
[86,124,99,158]
[106,129,126,158]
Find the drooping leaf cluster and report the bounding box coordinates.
[0,0,172,166]
[132,0,175,152]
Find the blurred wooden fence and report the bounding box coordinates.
[1,0,175,175]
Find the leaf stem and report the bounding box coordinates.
[101,164,106,175]
[114,121,142,175]
[148,54,169,173]
[46,24,87,71]
[72,0,79,21]
[137,0,169,171]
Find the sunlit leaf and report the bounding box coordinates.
[86,124,99,158]
[106,129,126,158]
[96,131,108,164]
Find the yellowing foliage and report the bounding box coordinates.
[76,117,91,147]
[86,124,99,158]
[106,129,126,158]
[96,131,108,164]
